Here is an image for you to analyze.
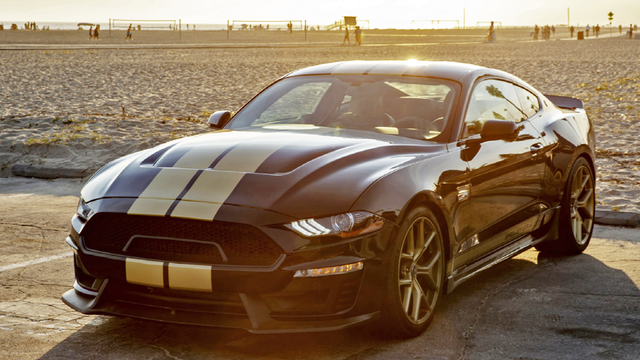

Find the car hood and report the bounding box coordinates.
[81,129,447,219]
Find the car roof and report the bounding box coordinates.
[286,60,487,82]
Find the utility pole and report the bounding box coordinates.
[608,12,614,36]
[463,9,465,29]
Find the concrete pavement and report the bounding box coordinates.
[0,178,639,359]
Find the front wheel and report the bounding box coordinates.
[536,157,595,255]
[381,206,445,337]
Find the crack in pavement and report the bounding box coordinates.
[0,222,68,232]
[0,282,71,288]
[0,252,73,273]
[151,345,184,360]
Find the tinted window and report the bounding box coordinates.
[228,75,458,142]
[514,86,540,119]
[463,80,528,137]
[255,82,332,125]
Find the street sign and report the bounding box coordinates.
[608,12,614,21]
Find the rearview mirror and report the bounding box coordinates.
[208,111,232,129]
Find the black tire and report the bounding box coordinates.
[380,206,445,337]
[536,157,595,255]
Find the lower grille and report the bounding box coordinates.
[105,281,247,315]
[82,213,282,266]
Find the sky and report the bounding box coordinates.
[2,0,640,28]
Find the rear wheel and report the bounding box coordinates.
[536,157,595,254]
[381,206,445,337]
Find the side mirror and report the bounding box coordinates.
[480,120,518,140]
[208,111,232,129]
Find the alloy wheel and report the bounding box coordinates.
[398,216,443,325]
[570,165,595,245]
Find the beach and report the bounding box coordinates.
[0,28,639,213]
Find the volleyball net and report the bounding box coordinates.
[110,19,178,31]
[230,20,303,31]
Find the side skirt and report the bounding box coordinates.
[445,208,560,294]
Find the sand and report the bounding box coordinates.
[0,28,638,213]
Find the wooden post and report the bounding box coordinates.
[179,19,181,39]
[305,20,307,40]
[109,19,111,37]
[227,20,229,39]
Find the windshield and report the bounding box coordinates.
[227,75,458,141]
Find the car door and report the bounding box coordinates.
[454,79,546,263]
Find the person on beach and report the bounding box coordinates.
[534,25,539,40]
[486,21,496,42]
[570,25,575,38]
[288,21,293,33]
[619,25,622,34]
[551,25,555,36]
[595,24,600,37]
[630,25,634,39]
[93,25,100,40]
[355,26,362,45]
[585,24,590,38]
[125,24,133,41]
[342,27,350,45]
[89,26,94,40]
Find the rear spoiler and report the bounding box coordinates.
[544,95,584,110]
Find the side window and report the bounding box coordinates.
[463,80,527,137]
[255,82,331,125]
[514,86,540,119]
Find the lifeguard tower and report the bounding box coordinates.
[326,16,367,30]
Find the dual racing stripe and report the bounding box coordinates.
[125,258,212,292]
[127,135,296,221]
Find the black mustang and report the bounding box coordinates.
[63,61,595,337]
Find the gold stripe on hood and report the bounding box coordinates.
[172,146,228,169]
[127,169,198,216]
[171,171,245,220]
[170,139,296,221]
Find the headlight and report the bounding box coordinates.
[285,211,384,238]
[77,198,95,221]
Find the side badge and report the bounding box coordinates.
[457,184,470,202]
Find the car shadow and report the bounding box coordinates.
[40,249,640,359]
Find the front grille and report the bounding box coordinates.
[82,213,282,266]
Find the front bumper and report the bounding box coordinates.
[62,280,378,333]
[62,207,394,333]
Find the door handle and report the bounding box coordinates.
[530,143,543,155]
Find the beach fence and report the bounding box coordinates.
[109,19,181,38]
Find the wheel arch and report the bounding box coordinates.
[397,191,453,266]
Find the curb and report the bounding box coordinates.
[11,164,92,179]
[595,211,640,228]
